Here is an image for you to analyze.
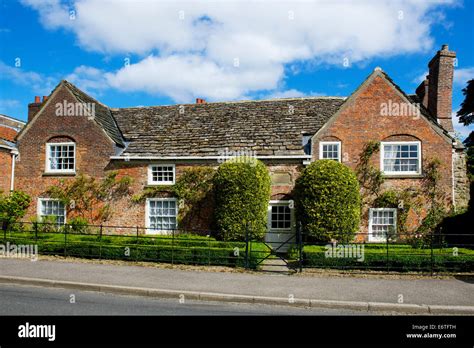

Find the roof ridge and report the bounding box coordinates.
[60,80,125,147]
[61,80,110,109]
[0,114,26,125]
[110,96,346,111]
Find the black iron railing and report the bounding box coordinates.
[1,220,473,274]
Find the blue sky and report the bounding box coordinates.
[0,0,473,139]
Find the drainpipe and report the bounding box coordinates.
[10,150,17,192]
[451,147,456,210]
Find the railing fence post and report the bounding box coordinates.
[136,226,139,262]
[2,220,7,244]
[386,232,389,273]
[430,231,434,276]
[64,222,67,257]
[244,223,250,269]
[99,224,103,260]
[208,235,211,266]
[298,222,303,273]
[172,228,175,265]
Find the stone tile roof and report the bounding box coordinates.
[111,97,345,157]
[0,114,25,131]
[63,81,125,147]
[0,138,16,150]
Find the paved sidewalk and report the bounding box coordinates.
[1,258,473,308]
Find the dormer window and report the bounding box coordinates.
[302,134,312,155]
[45,142,76,173]
[148,164,175,185]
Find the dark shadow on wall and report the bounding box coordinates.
[436,181,474,246]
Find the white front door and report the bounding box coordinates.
[265,200,295,253]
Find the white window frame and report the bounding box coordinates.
[368,208,397,242]
[147,164,176,185]
[45,142,76,174]
[145,198,178,234]
[37,198,67,225]
[267,200,295,232]
[380,141,421,176]
[319,141,341,162]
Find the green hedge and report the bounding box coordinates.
[3,231,268,269]
[293,244,474,272]
[294,160,361,243]
[214,157,271,241]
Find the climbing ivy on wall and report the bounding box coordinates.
[46,171,132,224]
[355,141,449,246]
[356,140,384,203]
[132,167,216,229]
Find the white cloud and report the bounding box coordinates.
[413,71,428,85]
[65,65,109,95]
[261,89,307,99]
[21,0,458,102]
[0,60,55,94]
[453,67,474,87]
[0,99,20,109]
[259,89,327,100]
[414,67,474,88]
[106,55,283,102]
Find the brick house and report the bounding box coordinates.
[11,45,470,243]
[0,114,25,193]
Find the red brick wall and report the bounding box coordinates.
[312,73,454,237]
[106,161,302,233]
[15,84,117,221]
[0,149,12,193]
[0,126,18,142]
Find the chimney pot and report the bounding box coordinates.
[196,98,206,104]
[42,96,48,102]
[34,96,41,103]
[442,44,449,51]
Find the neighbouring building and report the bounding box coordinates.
[11,45,470,244]
[0,114,25,193]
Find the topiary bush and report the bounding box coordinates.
[214,157,271,241]
[294,160,361,243]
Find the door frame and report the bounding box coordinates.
[266,200,296,251]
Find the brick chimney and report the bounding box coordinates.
[196,98,206,104]
[415,76,429,109]
[427,44,456,132]
[28,96,42,122]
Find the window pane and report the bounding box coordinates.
[39,200,66,225]
[383,144,418,173]
[151,165,175,183]
[371,209,396,240]
[148,200,178,231]
[270,204,291,229]
[321,143,340,161]
[48,144,75,171]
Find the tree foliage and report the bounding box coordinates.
[457,79,474,126]
[213,158,271,241]
[295,160,361,243]
[0,190,31,224]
